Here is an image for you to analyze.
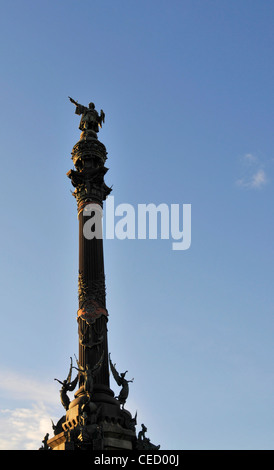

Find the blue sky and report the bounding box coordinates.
[0,0,273,449]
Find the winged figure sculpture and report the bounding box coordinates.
[54,357,78,410]
[73,352,104,395]
[109,353,134,408]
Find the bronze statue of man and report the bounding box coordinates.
[69,97,105,133]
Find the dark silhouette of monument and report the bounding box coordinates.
[40,98,159,451]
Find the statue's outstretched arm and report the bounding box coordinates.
[68,97,86,115]
[54,378,63,385]
[68,96,78,106]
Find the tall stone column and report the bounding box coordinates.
[66,101,112,398]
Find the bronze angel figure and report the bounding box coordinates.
[54,357,78,410]
[109,354,134,408]
[73,352,104,395]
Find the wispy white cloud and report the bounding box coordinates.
[0,368,61,450]
[0,367,58,404]
[236,153,267,190]
[0,404,55,450]
[236,168,267,189]
[250,169,267,188]
[243,153,258,163]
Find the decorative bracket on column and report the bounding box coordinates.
[78,272,108,325]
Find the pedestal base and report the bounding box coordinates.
[47,420,136,451]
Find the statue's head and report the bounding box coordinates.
[89,102,95,109]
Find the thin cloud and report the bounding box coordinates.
[0,368,61,449]
[250,169,267,188]
[236,169,267,189]
[0,405,56,450]
[236,153,267,190]
[243,153,257,163]
[0,367,58,405]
